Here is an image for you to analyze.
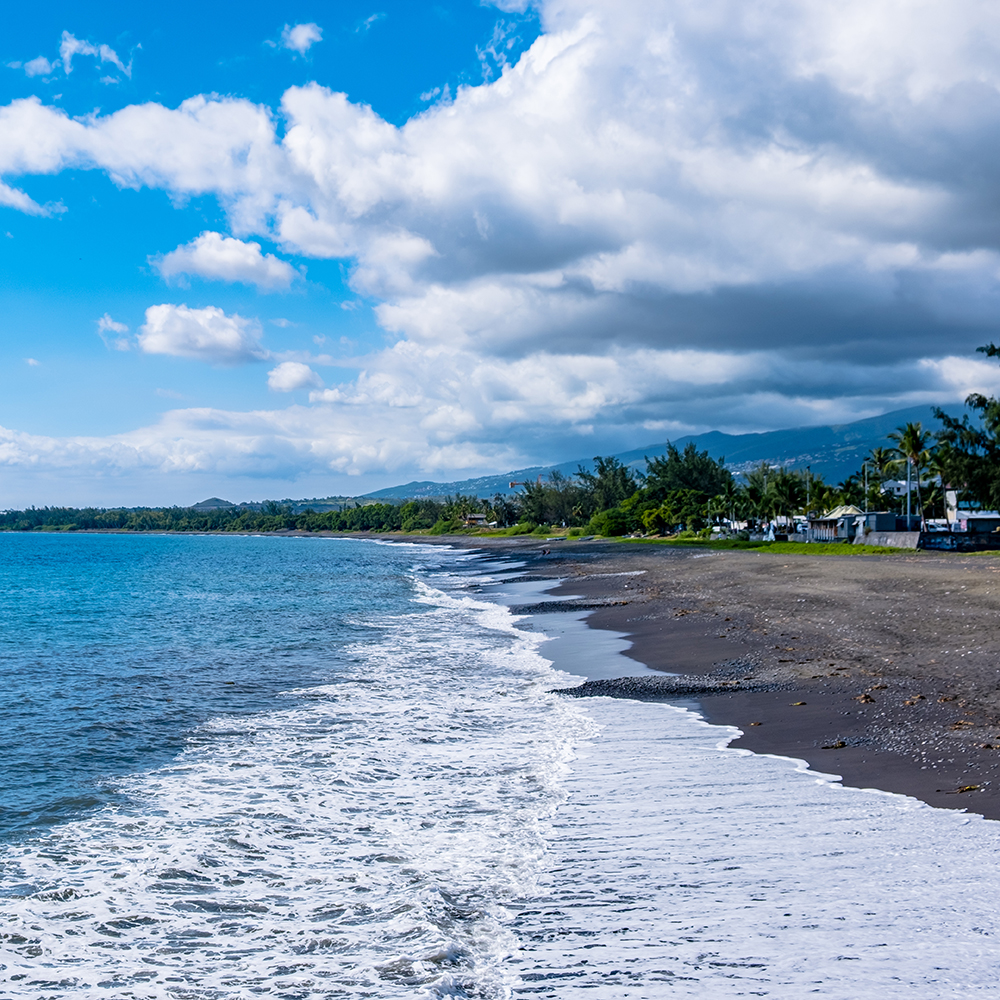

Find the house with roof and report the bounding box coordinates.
[807,504,865,541]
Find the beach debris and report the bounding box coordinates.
[822,740,847,749]
[749,721,762,726]
[950,720,975,729]
[869,684,888,690]
[790,701,807,706]
[940,784,981,794]
[979,743,1000,750]
[854,693,875,703]
[938,695,957,703]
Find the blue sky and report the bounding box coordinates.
[4,0,1000,506]
[1,2,538,436]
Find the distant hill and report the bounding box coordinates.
[362,404,961,500]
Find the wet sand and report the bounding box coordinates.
[426,535,1000,820]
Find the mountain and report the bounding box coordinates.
[361,404,960,500]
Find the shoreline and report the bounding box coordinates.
[423,534,1000,820]
[10,529,1000,819]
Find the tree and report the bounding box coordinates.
[768,467,806,520]
[867,446,896,480]
[518,472,589,526]
[742,463,773,523]
[888,422,933,526]
[644,442,733,500]
[575,456,639,514]
[933,343,1000,511]
[487,493,521,528]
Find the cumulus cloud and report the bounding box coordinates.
[8,0,1000,482]
[267,361,323,391]
[137,304,268,365]
[0,344,992,492]
[280,23,323,55]
[154,231,299,290]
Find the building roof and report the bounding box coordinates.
[817,504,864,520]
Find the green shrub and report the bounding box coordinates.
[507,522,537,535]
[588,507,635,536]
[428,518,461,535]
[567,527,583,537]
[401,514,434,532]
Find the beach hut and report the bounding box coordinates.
[807,504,865,542]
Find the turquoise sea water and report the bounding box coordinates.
[3,533,1000,998]
[0,534,426,838]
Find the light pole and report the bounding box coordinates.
[906,457,912,529]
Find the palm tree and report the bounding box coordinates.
[865,446,895,509]
[769,467,806,521]
[742,463,773,526]
[714,478,742,528]
[867,446,896,479]
[888,422,934,528]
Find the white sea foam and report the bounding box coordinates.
[0,573,593,998]
[4,547,1000,999]
[511,698,1000,998]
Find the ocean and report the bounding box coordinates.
[0,533,998,998]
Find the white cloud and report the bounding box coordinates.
[267,361,323,391]
[0,343,983,492]
[280,23,323,55]
[97,313,131,351]
[24,358,40,367]
[59,31,130,77]
[7,0,1000,486]
[137,304,268,365]
[357,13,385,34]
[0,181,50,216]
[23,56,54,77]
[154,231,299,291]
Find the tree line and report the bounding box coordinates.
[0,438,965,538]
[4,344,1000,537]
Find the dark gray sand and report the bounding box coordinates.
[405,535,1000,820]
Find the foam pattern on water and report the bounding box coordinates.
[0,581,593,999]
[511,698,1000,999]
[4,543,1000,1000]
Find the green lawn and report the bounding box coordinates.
[614,537,917,555]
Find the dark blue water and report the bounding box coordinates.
[0,533,437,837]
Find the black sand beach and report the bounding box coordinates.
[404,535,1000,821]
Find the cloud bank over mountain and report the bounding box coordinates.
[5,0,1000,496]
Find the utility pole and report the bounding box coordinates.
[863,462,868,510]
[906,457,912,529]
